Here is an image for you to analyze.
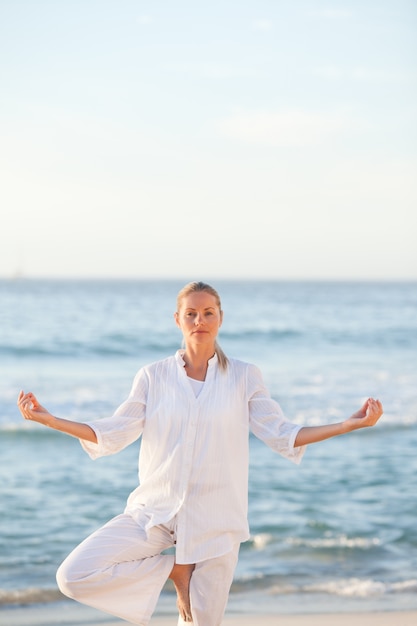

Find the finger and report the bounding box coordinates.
[366,399,377,416]
[18,400,29,414]
[17,390,27,403]
[19,392,35,407]
[19,395,29,408]
[359,398,370,412]
[20,399,34,414]
[21,401,35,417]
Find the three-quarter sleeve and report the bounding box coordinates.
[80,368,148,459]
[247,364,306,464]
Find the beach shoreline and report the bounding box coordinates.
[2,602,417,626]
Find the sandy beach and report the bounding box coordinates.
[2,603,417,626]
[155,614,415,626]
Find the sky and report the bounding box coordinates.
[1,0,416,280]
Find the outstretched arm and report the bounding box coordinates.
[294,397,383,447]
[17,391,98,443]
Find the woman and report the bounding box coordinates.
[17,281,383,626]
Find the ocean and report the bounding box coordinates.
[1,279,417,618]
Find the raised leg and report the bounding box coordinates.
[56,513,175,625]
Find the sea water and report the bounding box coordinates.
[1,279,417,616]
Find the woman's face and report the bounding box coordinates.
[175,291,223,347]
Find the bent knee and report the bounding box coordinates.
[56,559,90,599]
[56,553,109,601]
[56,561,75,598]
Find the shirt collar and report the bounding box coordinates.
[175,349,218,368]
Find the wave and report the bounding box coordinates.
[0,338,180,358]
[285,535,381,550]
[2,578,417,607]
[0,587,63,606]
[230,575,417,598]
[222,328,302,341]
[301,578,417,597]
[2,326,415,358]
[247,533,381,551]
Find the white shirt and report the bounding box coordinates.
[188,376,205,397]
[81,350,306,563]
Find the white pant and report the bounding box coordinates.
[56,513,239,626]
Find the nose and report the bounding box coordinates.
[195,313,205,325]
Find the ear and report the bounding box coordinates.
[219,309,223,327]
[174,312,180,328]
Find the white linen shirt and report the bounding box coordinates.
[80,350,306,564]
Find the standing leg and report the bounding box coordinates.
[57,513,175,626]
[169,562,196,622]
[177,544,240,626]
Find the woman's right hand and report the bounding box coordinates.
[17,390,98,442]
[17,391,53,425]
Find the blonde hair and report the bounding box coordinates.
[176,281,229,371]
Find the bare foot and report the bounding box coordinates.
[169,562,195,622]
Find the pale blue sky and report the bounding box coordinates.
[1,1,416,279]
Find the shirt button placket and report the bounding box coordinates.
[177,408,198,561]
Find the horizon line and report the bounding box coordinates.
[1,274,416,283]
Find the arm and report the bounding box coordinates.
[17,390,97,443]
[247,363,306,464]
[294,397,383,447]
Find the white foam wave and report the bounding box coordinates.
[286,534,380,549]
[304,578,417,597]
[0,587,63,606]
[251,533,274,549]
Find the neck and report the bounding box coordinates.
[182,345,215,381]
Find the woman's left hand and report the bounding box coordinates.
[345,398,384,430]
